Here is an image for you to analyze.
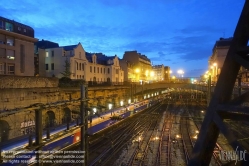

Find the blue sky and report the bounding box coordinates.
[0,0,245,77]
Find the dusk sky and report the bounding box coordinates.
[0,0,245,77]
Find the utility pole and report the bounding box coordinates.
[207,75,211,106]
[35,108,42,166]
[80,83,88,166]
[238,76,242,96]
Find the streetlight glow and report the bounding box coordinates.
[135,68,140,73]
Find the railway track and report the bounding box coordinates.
[155,108,173,166]
[89,102,164,166]
[180,112,193,165]
[188,102,224,166]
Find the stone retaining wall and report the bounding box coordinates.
[0,76,59,88]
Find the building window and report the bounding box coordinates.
[0,48,5,58]
[24,29,26,33]
[7,64,14,74]
[0,34,5,44]
[108,68,110,74]
[0,63,4,74]
[82,64,84,71]
[51,63,54,70]
[104,68,105,74]
[20,44,25,73]
[116,69,119,74]
[79,63,81,70]
[101,68,102,73]
[18,27,21,31]
[6,37,14,46]
[0,20,4,29]
[6,50,15,60]
[94,67,95,73]
[5,22,13,31]
[97,67,99,73]
[90,66,92,72]
[46,51,49,57]
[46,64,49,70]
[51,51,54,57]
[76,62,78,70]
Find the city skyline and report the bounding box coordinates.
[0,0,244,77]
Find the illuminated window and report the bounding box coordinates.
[6,37,14,46]
[46,51,49,57]
[23,29,26,33]
[5,22,13,31]
[6,50,14,60]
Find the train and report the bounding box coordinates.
[0,99,154,165]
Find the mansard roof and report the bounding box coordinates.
[85,52,117,65]
[61,45,77,51]
[35,39,59,49]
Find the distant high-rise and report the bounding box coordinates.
[0,16,38,76]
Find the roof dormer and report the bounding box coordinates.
[92,54,97,64]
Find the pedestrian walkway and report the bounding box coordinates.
[88,107,126,127]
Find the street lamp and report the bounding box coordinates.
[213,63,218,82]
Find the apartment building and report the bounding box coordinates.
[37,42,124,83]
[209,37,232,82]
[0,16,38,76]
[122,51,152,82]
[152,64,164,81]
[86,53,124,83]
